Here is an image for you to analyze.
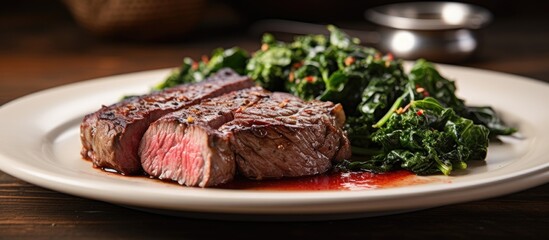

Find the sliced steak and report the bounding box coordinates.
[80,69,255,175]
[225,92,351,180]
[139,87,267,187]
[139,88,351,187]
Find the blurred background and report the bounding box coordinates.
[0,0,548,104]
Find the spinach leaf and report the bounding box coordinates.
[246,41,293,91]
[408,59,516,137]
[339,98,489,175]
[154,47,248,90]
[408,59,467,113]
[327,24,353,49]
[155,57,198,90]
[465,106,517,137]
[205,47,248,76]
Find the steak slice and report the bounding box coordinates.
[139,88,351,187]
[80,69,255,175]
[224,92,350,180]
[139,87,267,187]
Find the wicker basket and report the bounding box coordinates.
[63,0,207,40]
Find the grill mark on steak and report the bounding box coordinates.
[139,88,352,187]
[80,69,255,175]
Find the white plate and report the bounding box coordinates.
[0,65,548,220]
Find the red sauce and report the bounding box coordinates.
[100,166,443,191]
[217,170,437,191]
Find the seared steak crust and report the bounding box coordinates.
[80,69,255,174]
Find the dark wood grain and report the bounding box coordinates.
[0,2,547,239]
[0,176,547,239]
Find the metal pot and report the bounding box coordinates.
[365,1,492,62]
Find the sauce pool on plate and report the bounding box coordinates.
[101,166,445,190]
[218,170,441,191]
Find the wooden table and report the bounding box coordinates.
[1,5,548,239]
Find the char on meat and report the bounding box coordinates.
[80,69,255,174]
[139,87,351,187]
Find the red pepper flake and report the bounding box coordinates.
[176,95,189,102]
[344,56,355,66]
[235,106,246,113]
[292,61,304,69]
[126,104,136,111]
[396,103,412,114]
[385,53,394,68]
[278,99,290,108]
[305,76,316,83]
[289,71,295,82]
[384,53,394,67]
[189,108,200,114]
[402,103,412,113]
[250,91,267,97]
[416,109,424,116]
[261,43,269,51]
[374,53,381,60]
[201,55,209,64]
[415,85,430,97]
[386,53,394,61]
[187,116,195,123]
